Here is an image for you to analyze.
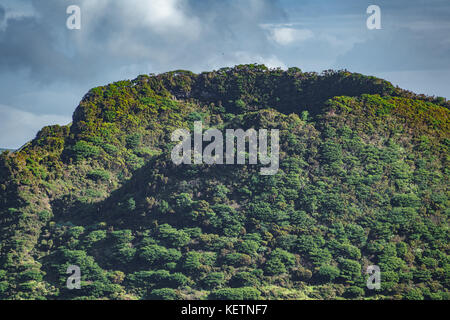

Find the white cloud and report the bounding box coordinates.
[264,26,314,45]
[0,0,35,31]
[62,0,203,65]
[81,0,201,38]
[128,0,195,30]
[249,54,287,70]
[0,104,71,149]
[207,51,287,71]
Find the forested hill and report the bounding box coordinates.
[0,64,448,300]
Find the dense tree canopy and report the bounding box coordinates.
[0,65,448,300]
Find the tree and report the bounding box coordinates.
[70,140,100,161]
[229,272,260,287]
[138,245,180,266]
[264,257,286,276]
[183,252,202,274]
[202,272,225,289]
[318,265,340,282]
[158,224,191,248]
[209,288,243,300]
[148,288,179,300]
[403,288,424,300]
[209,287,261,300]
[344,286,364,299]
[339,259,361,282]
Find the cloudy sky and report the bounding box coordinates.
[0,0,449,149]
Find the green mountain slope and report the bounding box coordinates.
[0,64,448,300]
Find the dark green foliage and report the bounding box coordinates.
[148,288,179,300]
[139,245,181,266]
[344,286,365,299]
[264,258,287,276]
[339,259,362,282]
[229,272,260,287]
[209,287,261,300]
[318,265,340,282]
[0,65,448,300]
[87,169,110,182]
[126,133,142,150]
[202,272,225,289]
[69,141,101,162]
